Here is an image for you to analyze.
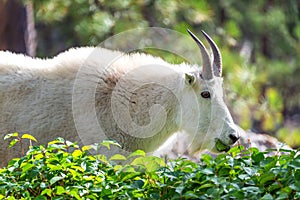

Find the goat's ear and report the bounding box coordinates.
[185,73,196,86]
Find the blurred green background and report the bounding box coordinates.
[2,0,300,148]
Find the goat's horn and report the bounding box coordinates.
[201,30,222,77]
[187,29,213,80]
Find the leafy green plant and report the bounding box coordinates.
[0,134,299,199]
[4,133,37,156]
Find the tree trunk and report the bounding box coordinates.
[0,0,36,56]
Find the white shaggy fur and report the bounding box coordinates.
[0,47,239,166]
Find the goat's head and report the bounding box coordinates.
[182,30,240,153]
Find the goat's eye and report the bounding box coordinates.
[201,91,211,98]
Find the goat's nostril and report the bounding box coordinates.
[229,134,239,143]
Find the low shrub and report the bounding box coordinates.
[0,133,299,199]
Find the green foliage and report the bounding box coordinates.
[1,135,300,199]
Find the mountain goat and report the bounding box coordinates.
[0,30,240,166]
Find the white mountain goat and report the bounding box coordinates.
[0,30,240,166]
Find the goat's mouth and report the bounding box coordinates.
[215,139,230,152]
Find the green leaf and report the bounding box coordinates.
[181,191,200,198]
[198,183,214,190]
[71,165,84,172]
[175,185,185,194]
[48,137,65,145]
[52,197,64,200]
[295,170,300,180]
[114,164,123,171]
[201,154,213,165]
[69,189,81,200]
[50,176,65,185]
[150,193,160,199]
[82,145,93,151]
[127,149,146,158]
[249,147,260,154]
[101,140,121,149]
[289,181,300,191]
[121,171,141,182]
[4,132,18,140]
[227,145,245,157]
[90,188,102,193]
[131,156,165,172]
[259,172,275,185]
[9,139,19,147]
[41,188,52,197]
[252,152,265,163]
[109,154,127,161]
[242,186,261,194]
[243,166,257,176]
[290,160,300,169]
[218,166,231,177]
[275,192,288,199]
[261,193,273,200]
[47,164,62,171]
[21,163,35,173]
[96,154,107,163]
[133,179,144,189]
[34,153,44,160]
[295,192,300,199]
[21,134,37,142]
[261,157,277,170]
[55,186,66,195]
[201,168,214,175]
[34,196,47,200]
[72,149,83,158]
